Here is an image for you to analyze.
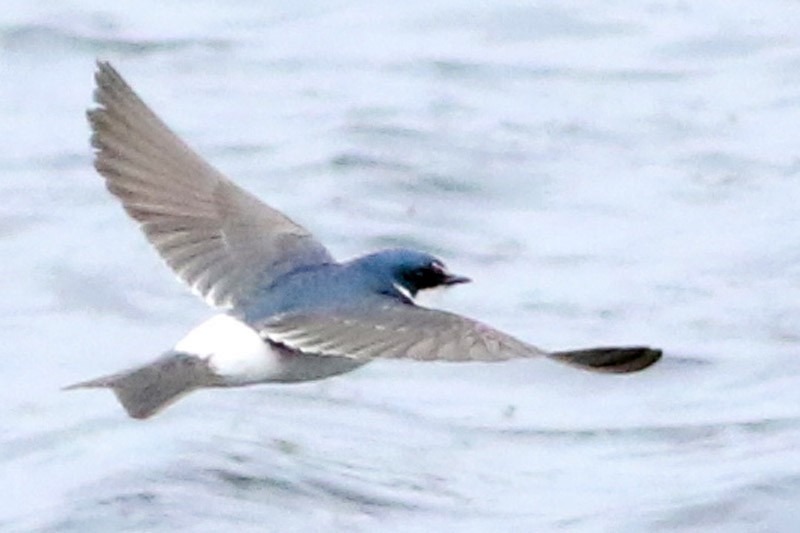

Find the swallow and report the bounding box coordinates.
[65,62,662,419]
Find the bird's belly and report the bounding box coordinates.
[173,314,365,385]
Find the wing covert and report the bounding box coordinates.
[258,302,546,362]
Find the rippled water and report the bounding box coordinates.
[3,1,800,531]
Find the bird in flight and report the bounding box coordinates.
[65,62,662,419]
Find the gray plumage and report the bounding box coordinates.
[65,62,662,420]
[259,302,660,371]
[64,351,220,419]
[260,301,545,362]
[88,62,332,310]
[64,347,364,419]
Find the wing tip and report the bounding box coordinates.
[548,346,662,373]
[93,59,121,90]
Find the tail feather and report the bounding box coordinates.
[546,346,662,373]
[64,351,219,419]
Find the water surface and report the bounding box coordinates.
[2,1,800,531]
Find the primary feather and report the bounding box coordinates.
[88,61,333,310]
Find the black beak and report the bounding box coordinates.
[442,273,471,286]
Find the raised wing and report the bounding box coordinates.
[259,302,546,362]
[88,61,333,310]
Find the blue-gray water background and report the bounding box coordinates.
[2,1,800,531]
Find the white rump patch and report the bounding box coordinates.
[174,314,281,384]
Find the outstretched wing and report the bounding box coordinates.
[258,302,663,372]
[88,61,333,310]
[258,302,547,362]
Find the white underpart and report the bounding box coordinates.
[174,314,281,384]
[392,282,414,301]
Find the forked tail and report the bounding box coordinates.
[546,346,662,373]
[63,351,219,419]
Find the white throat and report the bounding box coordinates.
[392,282,414,301]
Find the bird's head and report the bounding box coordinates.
[355,248,471,299]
